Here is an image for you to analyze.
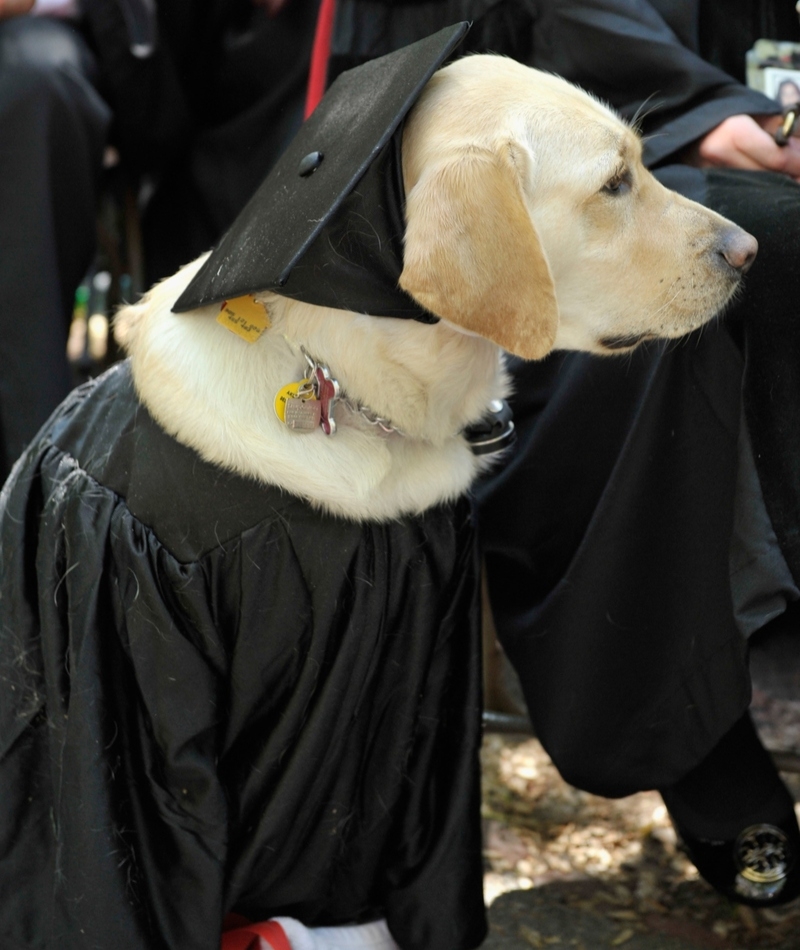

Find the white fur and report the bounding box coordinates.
[118,54,754,523]
[119,256,508,522]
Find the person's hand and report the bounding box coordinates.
[683,113,800,182]
[0,0,35,18]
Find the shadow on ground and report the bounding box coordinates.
[484,877,800,949]
[481,735,800,949]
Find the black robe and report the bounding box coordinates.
[477,0,800,795]
[0,362,486,950]
[331,0,800,792]
[331,0,784,173]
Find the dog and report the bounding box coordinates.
[121,55,755,524]
[0,46,755,950]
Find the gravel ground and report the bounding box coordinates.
[480,693,800,950]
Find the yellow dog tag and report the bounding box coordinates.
[217,295,270,343]
[274,379,314,423]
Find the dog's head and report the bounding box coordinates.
[120,42,760,518]
[399,55,757,359]
[172,36,756,364]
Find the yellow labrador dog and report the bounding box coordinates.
[0,38,756,950]
[401,55,756,358]
[122,54,755,522]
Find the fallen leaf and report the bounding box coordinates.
[610,929,635,945]
[518,925,544,948]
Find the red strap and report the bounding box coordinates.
[304,0,337,118]
[221,918,293,950]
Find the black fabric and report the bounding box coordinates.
[0,0,326,483]
[697,0,800,83]
[660,712,796,840]
[330,0,783,168]
[80,0,323,285]
[141,0,324,281]
[707,168,800,586]
[0,17,109,484]
[81,0,191,173]
[477,163,800,796]
[330,0,534,75]
[474,0,800,794]
[525,0,782,167]
[173,23,468,319]
[477,325,751,796]
[0,362,487,950]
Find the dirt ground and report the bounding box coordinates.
[479,691,800,950]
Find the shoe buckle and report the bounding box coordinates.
[733,823,795,900]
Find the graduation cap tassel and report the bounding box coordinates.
[305,0,337,119]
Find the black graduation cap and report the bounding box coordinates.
[172,22,470,321]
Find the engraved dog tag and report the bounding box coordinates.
[275,379,313,423]
[284,398,322,430]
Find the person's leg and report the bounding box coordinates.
[479,166,800,904]
[655,168,800,907]
[661,711,799,905]
[478,320,750,798]
[709,168,800,587]
[0,17,109,481]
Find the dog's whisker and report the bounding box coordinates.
[629,93,663,133]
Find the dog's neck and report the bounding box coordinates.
[120,257,509,522]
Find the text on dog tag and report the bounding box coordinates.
[274,379,313,423]
[217,295,271,343]
[284,398,322,430]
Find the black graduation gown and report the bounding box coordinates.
[0,361,487,950]
[332,0,781,167]
[476,0,800,796]
[329,0,800,794]
[522,0,786,167]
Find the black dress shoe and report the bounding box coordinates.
[675,818,800,906]
[661,712,800,906]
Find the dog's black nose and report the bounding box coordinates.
[719,227,758,274]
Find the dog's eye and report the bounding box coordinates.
[602,169,632,196]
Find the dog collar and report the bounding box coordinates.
[274,348,404,437]
[275,348,514,456]
[464,400,516,456]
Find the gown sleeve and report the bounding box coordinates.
[0,438,230,950]
[528,0,779,166]
[331,0,780,168]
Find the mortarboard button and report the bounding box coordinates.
[298,152,324,177]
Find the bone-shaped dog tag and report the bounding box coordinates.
[284,397,322,430]
[313,365,340,435]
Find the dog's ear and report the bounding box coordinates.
[400,142,558,360]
